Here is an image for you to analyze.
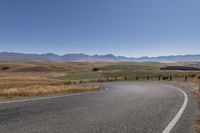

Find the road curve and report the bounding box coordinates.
[0,81,197,133]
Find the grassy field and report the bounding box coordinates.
[0,61,200,99]
[63,62,200,80]
[63,62,160,80]
[0,61,106,99]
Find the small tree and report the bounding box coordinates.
[92,67,100,71]
[2,66,10,70]
[124,76,127,80]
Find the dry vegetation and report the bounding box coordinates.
[191,79,200,133]
[0,85,99,100]
[0,61,106,100]
[193,88,200,133]
[0,61,200,100]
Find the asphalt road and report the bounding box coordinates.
[0,82,197,133]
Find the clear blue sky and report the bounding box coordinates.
[0,0,200,57]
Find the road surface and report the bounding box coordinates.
[0,82,197,133]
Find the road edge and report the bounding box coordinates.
[162,86,188,133]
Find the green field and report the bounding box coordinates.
[63,62,200,80]
[63,62,160,80]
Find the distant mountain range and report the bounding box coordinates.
[0,52,200,62]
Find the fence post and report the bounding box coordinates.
[147,76,149,80]
[124,76,127,80]
[184,75,188,81]
[199,82,200,91]
[136,76,138,80]
[158,75,161,81]
[169,75,172,81]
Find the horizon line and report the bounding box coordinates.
[0,51,199,59]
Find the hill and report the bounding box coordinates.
[0,52,200,62]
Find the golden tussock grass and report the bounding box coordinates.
[0,85,100,99]
[193,88,200,133]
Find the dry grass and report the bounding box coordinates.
[0,61,199,100]
[0,61,107,99]
[193,88,200,133]
[0,61,111,73]
[0,85,100,99]
[0,74,100,100]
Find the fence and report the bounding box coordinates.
[64,75,194,85]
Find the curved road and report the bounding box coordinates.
[0,82,197,133]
